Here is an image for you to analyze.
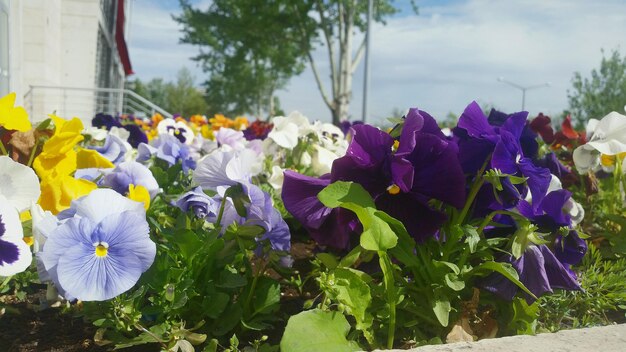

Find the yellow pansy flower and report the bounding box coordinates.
[127,184,151,210]
[76,148,114,169]
[233,116,249,131]
[0,92,32,132]
[33,149,78,179]
[201,124,215,140]
[39,175,97,214]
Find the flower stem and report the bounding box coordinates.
[457,160,489,225]
[27,139,40,167]
[379,252,396,349]
[0,139,7,155]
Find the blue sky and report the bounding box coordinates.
[127,0,626,124]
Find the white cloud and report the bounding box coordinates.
[128,0,626,123]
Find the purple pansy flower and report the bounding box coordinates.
[455,102,551,212]
[39,189,156,301]
[553,230,587,267]
[517,189,572,232]
[213,184,291,253]
[175,187,218,219]
[534,152,572,182]
[137,135,196,172]
[101,161,160,198]
[482,245,580,304]
[88,134,130,165]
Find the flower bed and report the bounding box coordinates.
[0,92,625,351]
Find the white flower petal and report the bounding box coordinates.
[0,156,41,212]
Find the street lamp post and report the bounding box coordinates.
[497,77,550,111]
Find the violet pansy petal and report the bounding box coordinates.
[518,158,551,211]
[282,171,332,230]
[406,132,466,208]
[539,245,581,291]
[457,101,495,139]
[345,124,394,167]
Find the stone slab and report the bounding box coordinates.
[379,324,626,352]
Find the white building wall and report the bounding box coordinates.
[7,0,120,124]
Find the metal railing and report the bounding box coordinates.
[23,85,172,124]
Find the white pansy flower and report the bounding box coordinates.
[268,166,285,191]
[311,145,338,175]
[157,118,195,145]
[0,156,41,212]
[0,197,32,276]
[573,111,626,174]
[267,115,300,149]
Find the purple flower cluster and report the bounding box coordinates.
[282,102,587,303]
[453,102,586,302]
[282,108,466,248]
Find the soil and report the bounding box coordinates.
[0,300,105,352]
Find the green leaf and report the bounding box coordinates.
[175,229,202,261]
[202,339,219,352]
[317,181,375,209]
[332,268,373,334]
[224,183,249,217]
[316,253,339,270]
[359,210,398,251]
[464,226,480,253]
[338,246,362,268]
[236,224,266,239]
[318,182,397,251]
[252,278,281,315]
[432,288,451,327]
[511,298,538,335]
[444,273,465,291]
[203,292,230,319]
[280,309,360,352]
[475,261,538,300]
[217,271,247,289]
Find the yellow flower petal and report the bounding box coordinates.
[20,210,32,222]
[33,149,78,178]
[127,184,150,210]
[76,148,114,169]
[39,175,97,214]
[0,92,32,132]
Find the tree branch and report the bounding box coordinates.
[316,0,338,98]
[307,51,334,110]
[351,37,366,74]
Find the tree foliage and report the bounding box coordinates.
[567,49,626,125]
[176,0,315,118]
[176,0,411,124]
[127,68,209,117]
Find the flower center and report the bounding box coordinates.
[392,140,400,152]
[387,184,401,195]
[23,237,34,246]
[94,242,109,257]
